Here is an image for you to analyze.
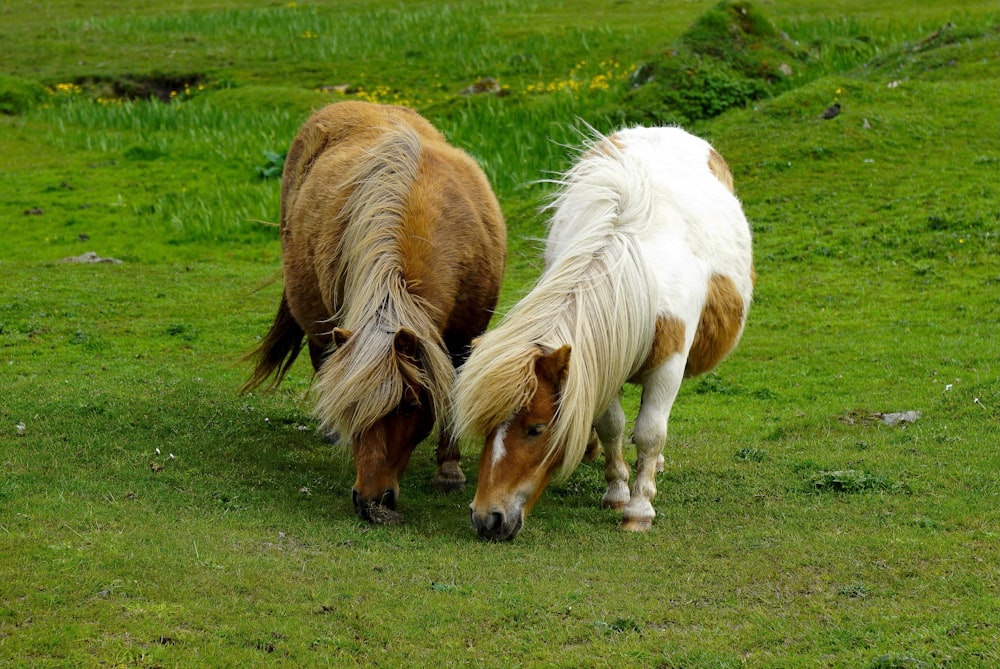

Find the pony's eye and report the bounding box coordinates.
[398,399,419,416]
[525,424,546,438]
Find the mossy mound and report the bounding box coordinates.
[609,0,804,125]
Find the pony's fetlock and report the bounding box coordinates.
[602,480,630,510]
[431,461,466,493]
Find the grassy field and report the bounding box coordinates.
[2,0,998,666]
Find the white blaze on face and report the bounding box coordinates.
[490,417,512,469]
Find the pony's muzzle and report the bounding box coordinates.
[470,506,522,541]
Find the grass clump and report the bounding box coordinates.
[254,150,286,180]
[869,654,928,669]
[810,469,892,493]
[0,74,45,115]
[734,447,767,462]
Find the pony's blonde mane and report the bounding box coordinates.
[453,133,661,480]
[314,126,454,439]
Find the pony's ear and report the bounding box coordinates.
[535,344,571,390]
[332,327,352,348]
[393,327,420,360]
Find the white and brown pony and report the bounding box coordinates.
[452,126,752,540]
[244,101,506,524]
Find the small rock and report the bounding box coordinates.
[322,84,354,94]
[879,411,921,426]
[460,77,500,95]
[59,251,123,264]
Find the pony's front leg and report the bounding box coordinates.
[622,361,683,532]
[431,426,466,493]
[595,396,630,511]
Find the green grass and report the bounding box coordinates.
[2,0,999,666]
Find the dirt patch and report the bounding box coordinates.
[73,73,207,102]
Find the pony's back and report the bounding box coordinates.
[547,127,749,265]
[607,127,752,306]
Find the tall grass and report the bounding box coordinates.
[29,67,635,244]
[433,90,622,197]
[6,9,990,260]
[38,92,299,160]
[52,0,641,95]
[30,91,304,245]
[22,1,995,246]
[774,8,999,76]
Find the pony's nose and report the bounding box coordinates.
[470,508,508,541]
[379,487,397,510]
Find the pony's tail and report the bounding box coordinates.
[241,293,305,393]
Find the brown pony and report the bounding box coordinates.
[243,101,506,524]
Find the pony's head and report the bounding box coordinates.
[318,325,451,524]
[465,344,573,541]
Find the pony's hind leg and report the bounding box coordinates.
[583,428,601,462]
[596,395,630,511]
[431,426,466,493]
[622,360,684,532]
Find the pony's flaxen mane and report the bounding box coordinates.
[314,125,454,440]
[452,134,661,480]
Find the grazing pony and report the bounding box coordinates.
[244,101,506,524]
[452,126,753,540]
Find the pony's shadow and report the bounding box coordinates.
[164,389,480,537]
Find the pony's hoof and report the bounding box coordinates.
[431,465,466,493]
[620,518,653,532]
[602,499,627,511]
